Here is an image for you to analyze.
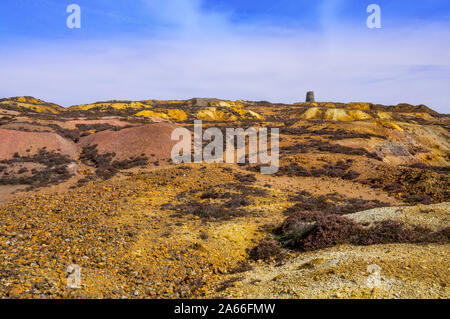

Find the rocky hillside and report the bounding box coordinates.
[0,95,448,299]
[69,98,264,121]
[0,97,65,114]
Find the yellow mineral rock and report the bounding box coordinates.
[321,102,337,108]
[301,107,322,119]
[0,97,65,114]
[324,109,353,121]
[166,109,188,121]
[70,101,149,111]
[301,107,372,121]
[197,108,238,121]
[348,102,372,110]
[348,110,372,120]
[376,111,393,120]
[135,110,170,119]
[375,120,404,131]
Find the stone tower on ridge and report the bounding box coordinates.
[306,91,315,103]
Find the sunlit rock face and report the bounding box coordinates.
[68,98,264,121]
[0,96,65,114]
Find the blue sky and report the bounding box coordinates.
[0,0,449,112]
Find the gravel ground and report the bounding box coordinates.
[220,243,449,299]
[347,202,449,231]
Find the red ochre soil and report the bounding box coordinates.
[0,128,77,160]
[78,122,178,161]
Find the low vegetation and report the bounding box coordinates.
[80,145,148,180]
[278,215,449,252]
[0,149,74,189]
[280,160,360,180]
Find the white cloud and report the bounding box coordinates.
[141,0,231,35]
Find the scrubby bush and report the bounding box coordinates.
[80,145,148,180]
[276,215,316,248]
[229,262,254,274]
[280,127,386,141]
[75,123,114,132]
[357,220,423,245]
[290,215,361,251]
[169,200,248,221]
[0,149,74,189]
[48,124,80,142]
[273,215,450,252]
[279,161,361,180]
[314,141,382,160]
[363,167,448,204]
[284,192,389,220]
[215,276,245,292]
[234,173,257,184]
[281,140,382,160]
[403,194,433,205]
[199,189,233,200]
[248,239,283,262]
[224,196,251,208]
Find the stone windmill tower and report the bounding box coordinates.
[306,91,315,103]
